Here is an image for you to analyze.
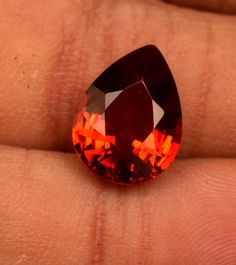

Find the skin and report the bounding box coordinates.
[0,0,235,264]
[163,0,236,14]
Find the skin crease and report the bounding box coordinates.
[0,0,235,265]
[163,0,236,15]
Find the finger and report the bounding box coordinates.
[0,145,236,265]
[0,1,236,157]
[163,0,236,15]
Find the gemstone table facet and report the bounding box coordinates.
[72,45,182,184]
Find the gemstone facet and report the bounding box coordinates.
[72,45,182,184]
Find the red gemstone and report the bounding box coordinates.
[72,45,182,184]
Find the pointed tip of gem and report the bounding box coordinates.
[72,44,182,185]
[136,44,159,51]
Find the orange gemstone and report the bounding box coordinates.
[72,45,182,184]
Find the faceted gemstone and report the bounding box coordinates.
[72,45,182,185]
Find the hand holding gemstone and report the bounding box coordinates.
[0,1,236,264]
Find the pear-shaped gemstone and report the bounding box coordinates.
[72,45,182,184]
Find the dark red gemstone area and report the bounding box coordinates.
[72,45,182,185]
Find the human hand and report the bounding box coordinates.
[0,0,236,264]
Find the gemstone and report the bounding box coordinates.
[72,45,182,185]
